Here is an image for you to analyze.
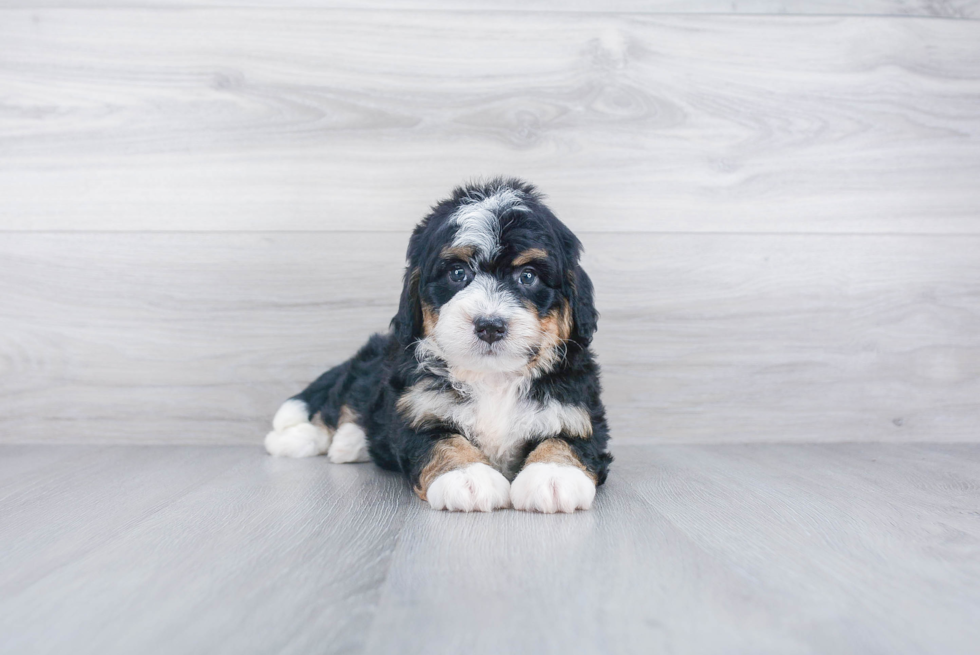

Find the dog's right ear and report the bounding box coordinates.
[391,225,427,345]
[392,265,423,345]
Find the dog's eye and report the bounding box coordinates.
[448,264,469,284]
[518,268,537,286]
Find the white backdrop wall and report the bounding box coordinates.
[1,2,978,444]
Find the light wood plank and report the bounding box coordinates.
[594,232,980,443]
[2,444,977,654]
[1,11,978,232]
[0,232,405,445]
[620,444,980,653]
[1,231,977,445]
[0,445,95,496]
[0,445,411,655]
[1,2,977,18]
[0,446,256,595]
[361,443,980,655]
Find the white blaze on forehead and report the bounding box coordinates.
[450,188,528,262]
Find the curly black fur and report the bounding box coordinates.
[288,178,612,488]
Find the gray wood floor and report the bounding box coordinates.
[1,443,978,655]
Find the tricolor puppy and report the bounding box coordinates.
[265,179,612,513]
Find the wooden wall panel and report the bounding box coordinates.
[1,6,976,447]
[1,232,976,445]
[1,11,978,233]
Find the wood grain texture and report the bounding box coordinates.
[1,11,978,233]
[2,443,978,654]
[0,445,410,655]
[1,231,977,445]
[364,443,980,655]
[1,1,977,17]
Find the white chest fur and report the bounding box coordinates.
[453,372,529,475]
[398,370,592,479]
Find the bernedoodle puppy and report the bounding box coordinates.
[265,178,612,513]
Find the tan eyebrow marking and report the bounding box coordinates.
[440,245,475,261]
[512,248,549,267]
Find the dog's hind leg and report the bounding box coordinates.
[265,359,351,458]
[265,335,385,461]
[326,405,370,464]
[319,334,389,463]
[264,397,334,458]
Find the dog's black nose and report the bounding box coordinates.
[474,317,508,344]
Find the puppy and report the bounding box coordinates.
[265,178,612,513]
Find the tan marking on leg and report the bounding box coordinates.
[512,248,549,267]
[422,302,439,336]
[523,438,597,484]
[415,435,490,501]
[338,405,359,426]
[311,411,337,436]
[311,405,358,433]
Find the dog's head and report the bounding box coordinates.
[392,178,597,374]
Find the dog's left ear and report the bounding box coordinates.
[554,220,598,347]
[569,264,598,346]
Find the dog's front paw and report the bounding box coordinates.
[426,463,511,512]
[511,463,596,513]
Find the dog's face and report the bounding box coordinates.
[393,180,597,375]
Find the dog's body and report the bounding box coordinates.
[265,179,611,512]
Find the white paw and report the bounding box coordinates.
[327,423,371,464]
[271,399,310,432]
[426,463,511,512]
[510,463,596,513]
[264,399,331,458]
